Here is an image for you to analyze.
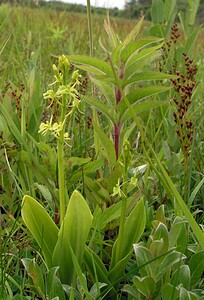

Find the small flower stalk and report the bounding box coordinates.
[38,55,82,224]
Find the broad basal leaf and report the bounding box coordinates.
[21,195,59,268]
[52,190,93,285]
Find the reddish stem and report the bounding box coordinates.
[114,123,121,160]
[114,67,124,159]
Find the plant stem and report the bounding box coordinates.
[114,123,121,160]
[114,85,122,159]
[115,173,128,263]
[86,0,93,57]
[58,94,67,225]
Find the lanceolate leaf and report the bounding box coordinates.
[52,190,93,285]
[121,36,163,64]
[151,0,165,24]
[124,44,163,72]
[110,199,146,270]
[122,16,144,46]
[21,195,59,268]
[93,123,116,168]
[104,19,120,48]
[118,86,170,122]
[67,55,114,77]
[111,17,144,65]
[122,72,176,88]
[89,75,116,108]
[83,96,116,124]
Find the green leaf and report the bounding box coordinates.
[171,265,190,290]
[21,195,59,268]
[52,190,93,285]
[67,55,114,77]
[121,85,170,106]
[155,205,166,225]
[122,16,144,46]
[122,284,139,298]
[83,96,116,124]
[185,28,199,52]
[110,16,145,63]
[67,159,104,190]
[188,176,204,207]
[164,0,176,23]
[124,52,161,80]
[179,287,191,300]
[93,123,116,168]
[186,0,200,26]
[119,86,170,122]
[99,197,134,229]
[162,283,179,300]
[124,44,163,79]
[47,267,66,300]
[84,246,112,287]
[151,0,165,24]
[70,247,92,300]
[110,199,146,269]
[22,258,45,296]
[89,283,108,298]
[120,36,163,64]
[156,251,186,280]
[188,251,204,286]
[122,72,176,88]
[0,33,11,56]
[104,19,120,48]
[133,243,156,277]
[133,276,156,298]
[145,147,204,250]
[169,217,188,252]
[108,250,133,284]
[151,222,169,255]
[88,75,116,107]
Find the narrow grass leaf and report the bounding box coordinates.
[84,246,111,286]
[70,246,92,300]
[188,176,204,207]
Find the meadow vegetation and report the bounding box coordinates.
[0,0,204,299]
